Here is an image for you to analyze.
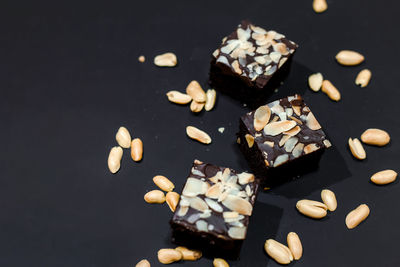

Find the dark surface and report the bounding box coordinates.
[0,0,399,266]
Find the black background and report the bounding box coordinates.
[0,0,399,266]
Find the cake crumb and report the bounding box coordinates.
[138,55,145,63]
[218,127,225,133]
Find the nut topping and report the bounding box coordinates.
[222,195,253,216]
[205,89,217,111]
[306,112,322,130]
[166,91,192,104]
[245,134,255,148]
[228,226,246,239]
[254,105,272,131]
[263,120,297,136]
[186,80,207,103]
[308,72,323,92]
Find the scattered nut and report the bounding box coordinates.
[157,248,182,264]
[131,138,143,162]
[355,69,371,87]
[175,246,202,261]
[153,175,175,192]
[205,89,217,111]
[144,190,166,204]
[154,52,177,67]
[138,55,145,63]
[370,170,397,185]
[264,239,293,264]
[348,138,366,160]
[296,199,328,219]
[186,80,206,103]
[361,128,390,146]
[116,126,131,148]
[213,258,229,267]
[108,146,123,174]
[321,80,341,101]
[186,126,212,144]
[345,204,370,229]
[335,50,365,66]
[166,192,180,212]
[190,100,205,113]
[321,189,337,211]
[313,0,328,13]
[308,72,323,92]
[287,232,303,260]
[166,91,192,104]
[135,259,150,267]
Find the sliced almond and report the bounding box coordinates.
[273,154,289,167]
[264,239,293,264]
[279,135,291,147]
[213,258,229,267]
[292,105,301,116]
[370,170,398,185]
[205,89,217,111]
[131,138,143,162]
[336,50,364,66]
[228,226,246,239]
[177,205,189,217]
[107,146,123,174]
[135,259,150,267]
[182,178,208,197]
[245,134,254,148]
[115,126,131,148]
[186,80,206,103]
[292,143,304,158]
[306,112,322,130]
[144,190,166,204]
[355,69,372,87]
[222,195,253,216]
[264,120,297,136]
[287,232,303,260]
[321,189,337,211]
[166,192,180,212]
[190,197,209,212]
[231,60,242,74]
[345,204,370,229]
[254,105,272,131]
[296,199,327,219]
[308,72,323,92]
[206,183,223,199]
[190,100,205,113]
[238,172,255,185]
[361,128,390,146]
[205,198,223,212]
[153,175,175,192]
[304,143,319,154]
[283,126,301,136]
[186,126,212,144]
[166,91,192,104]
[157,248,182,264]
[348,138,366,160]
[313,0,328,13]
[321,80,341,101]
[154,52,177,67]
[175,246,202,261]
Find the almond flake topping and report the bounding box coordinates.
[238,172,255,185]
[304,143,320,154]
[264,120,297,136]
[306,112,322,130]
[222,195,253,216]
[254,105,272,131]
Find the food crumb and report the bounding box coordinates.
[218,127,225,133]
[138,55,145,63]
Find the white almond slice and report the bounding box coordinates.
[264,120,297,136]
[222,168,231,182]
[270,52,282,63]
[222,195,253,216]
[251,25,267,34]
[273,154,289,167]
[254,105,272,131]
[292,105,301,116]
[206,183,223,199]
[306,112,322,130]
[245,185,253,196]
[285,108,293,117]
[223,211,239,219]
[264,141,274,147]
[304,143,320,154]
[195,220,208,232]
[177,205,189,217]
[191,168,205,177]
[205,198,223,212]
[190,197,209,212]
[216,55,229,65]
[279,135,291,147]
[182,178,208,197]
[228,227,246,239]
[270,103,285,114]
[284,137,299,153]
[278,112,287,121]
[292,143,304,158]
[238,172,255,185]
[199,209,212,218]
[283,125,301,136]
[237,27,251,41]
[208,171,222,184]
[220,40,240,54]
